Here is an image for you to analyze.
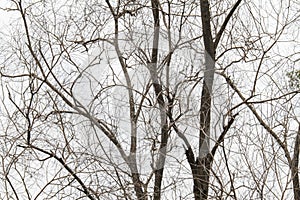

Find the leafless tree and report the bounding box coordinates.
[0,0,299,199]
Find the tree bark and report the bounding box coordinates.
[292,125,300,200]
[105,1,147,199]
[194,0,215,199]
[149,0,170,199]
[188,1,241,199]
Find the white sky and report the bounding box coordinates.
[0,1,18,35]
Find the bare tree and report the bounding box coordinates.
[0,0,299,199]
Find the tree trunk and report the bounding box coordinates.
[149,0,170,199]
[186,147,213,200]
[292,125,300,200]
[195,0,216,199]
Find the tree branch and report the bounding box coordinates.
[18,144,96,200]
[211,113,238,157]
[214,0,242,48]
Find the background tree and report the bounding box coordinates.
[0,0,299,199]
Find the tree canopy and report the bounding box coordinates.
[0,0,299,199]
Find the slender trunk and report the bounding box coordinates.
[104,1,147,198]
[131,170,147,200]
[292,125,300,200]
[194,0,215,199]
[149,0,169,199]
[191,0,242,198]
[186,147,213,200]
[199,0,215,157]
